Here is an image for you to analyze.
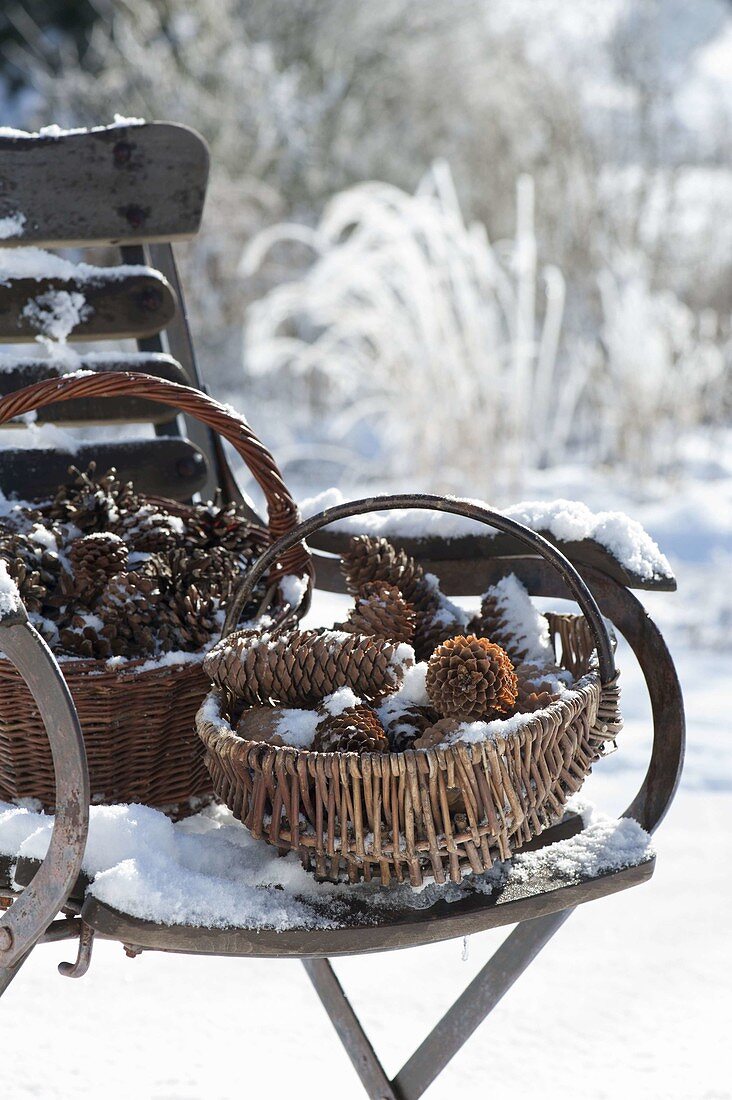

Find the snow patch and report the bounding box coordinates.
[0,560,21,616]
[0,212,25,239]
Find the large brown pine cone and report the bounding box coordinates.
[383,703,439,751]
[204,628,412,707]
[236,705,287,745]
[68,532,129,603]
[313,705,389,754]
[337,581,416,644]
[426,635,518,720]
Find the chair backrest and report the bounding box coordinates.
[0,119,237,505]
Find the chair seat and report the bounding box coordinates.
[80,848,654,960]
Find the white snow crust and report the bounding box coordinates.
[0,560,21,616]
[300,489,674,582]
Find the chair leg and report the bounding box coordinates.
[392,911,572,1099]
[305,910,572,1100]
[303,958,398,1100]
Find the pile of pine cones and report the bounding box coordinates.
[0,463,268,660]
[206,533,562,756]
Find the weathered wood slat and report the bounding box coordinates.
[310,529,676,592]
[0,438,208,501]
[0,355,186,425]
[0,270,177,342]
[0,122,209,247]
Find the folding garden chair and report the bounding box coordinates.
[0,121,685,1099]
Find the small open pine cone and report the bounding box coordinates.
[337,580,415,644]
[313,705,389,754]
[426,635,518,721]
[68,532,128,603]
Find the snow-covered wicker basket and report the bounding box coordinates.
[0,371,312,815]
[198,494,622,885]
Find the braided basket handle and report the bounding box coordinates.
[0,370,312,588]
[223,493,617,685]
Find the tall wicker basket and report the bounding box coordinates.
[198,494,622,885]
[0,371,311,815]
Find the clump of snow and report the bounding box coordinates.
[274,708,320,749]
[299,490,674,582]
[0,560,21,617]
[22,290,91,343]
[279,573,309,608]
[321,687,361,716]
[0,212,25,239]
[509,807,654,882]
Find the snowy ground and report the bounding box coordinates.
[1,471,731,1099]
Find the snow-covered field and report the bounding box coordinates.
[1,468,730,1099]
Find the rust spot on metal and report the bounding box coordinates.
[139,286,163,313]
[112,141,133,167]
[118,203,149,229]
[176,453,203,479]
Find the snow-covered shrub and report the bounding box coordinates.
[242,165,568,495]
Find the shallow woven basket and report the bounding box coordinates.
[0,371,311,815]
[198,494,622,886]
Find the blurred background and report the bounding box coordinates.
[1,6,730,1096]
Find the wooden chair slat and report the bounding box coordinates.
[0,438,208,501]
[0,270,177,343]
[0,122,209,247]
[0,355,187,425]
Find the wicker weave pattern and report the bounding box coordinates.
[0,371,311,814]
[198,615,622,885]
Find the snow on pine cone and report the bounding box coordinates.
[336,580,416,644]
[313,705,389,754]
[426,635,518,721]
[203,628,414,707]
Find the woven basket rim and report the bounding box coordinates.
[197,667,603,765]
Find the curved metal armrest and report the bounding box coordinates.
[0,602,89,967]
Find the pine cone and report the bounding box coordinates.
[0,544,46,612]
[514,665,560,714]
[236,705,286,745]
[157,584,222,653]
[341,535,426,606]
[383,703,439,751]
[97,569,160,657]
[204,628,412,707]
[44,464,128,532]
[469,593,529,664]
[68,532,128,603]
[313,705,389,753]
[337,581,415,644]
[426,635,518,720]
[185,500,268,559]
[413,717,463,749]
[59,613,113,660]
[341,536,461,659]
[112,504,182,553]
